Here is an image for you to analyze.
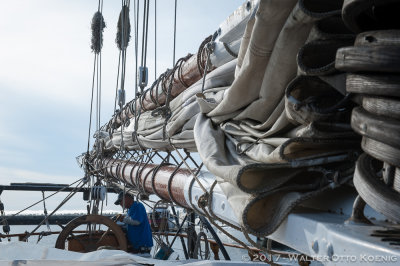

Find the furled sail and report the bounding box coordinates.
[85,0,400,241]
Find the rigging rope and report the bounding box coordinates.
[154,0,157,80]
[114,51,122,113]
[87,0,105,154]
[193,231,210,259]
[134,0,139,96]
[23,179,87,241]
[41,191,51,232]
[138,0,150,93]
[86,55,97,154]
[173,0,177,65]
[0,178,84,225]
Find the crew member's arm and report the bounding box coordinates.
[122,215,141,226]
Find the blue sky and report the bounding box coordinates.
[0,0,244,212]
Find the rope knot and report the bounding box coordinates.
[151,106,171,119]
[198,193,210,209]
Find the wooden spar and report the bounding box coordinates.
[137,53,204,112]
[97,157,240,227]
[99,158,192,208]
[111,52,210,129]
[106,2,258,131]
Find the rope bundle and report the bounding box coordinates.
[116,5,131,50]
[91,11,106,54]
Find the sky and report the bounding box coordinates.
[0,0,245,213]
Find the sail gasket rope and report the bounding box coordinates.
[223,42,238,58]
[151,159,174,201]
[177,55,192,88]
[167,161,187,208]
[135,150,158,196]
[170,145,208,194]
[199,202,267,263]
[200,39,216,93]
[165,154,265,262]
[196,35,212,76]
[207,181,241,231]
[150,54,192,140]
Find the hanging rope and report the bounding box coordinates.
[86,0,105,155]
[114,51,122,113]
[172,0,177,66]
[138,0,150,92]
[134,0,139,96]
[154,0,157,80]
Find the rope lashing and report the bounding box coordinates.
[223,42,238,58]
[116,5,131,50]
[91,11,106,54]
[197,35,212,76]
[201,41,215,93]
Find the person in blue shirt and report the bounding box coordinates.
[114,192,153,253]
